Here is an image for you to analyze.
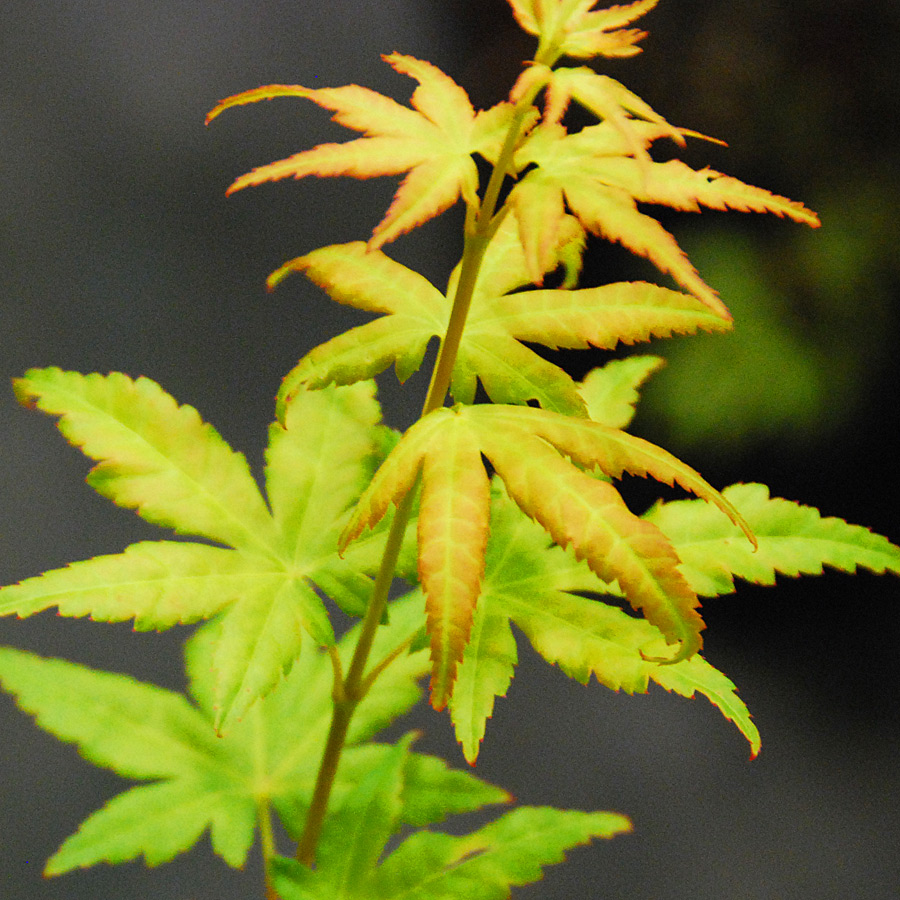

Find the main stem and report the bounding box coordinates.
[293,77,545,871]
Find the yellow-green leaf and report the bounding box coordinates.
[450,483,759,762]
[210,54,516,248]
[476,424,703,661]
[645,483,900,596]
[578,355,666,429]
[13,368,279,557]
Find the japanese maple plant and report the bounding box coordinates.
[2,1,898,898]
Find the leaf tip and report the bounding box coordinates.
[641,633,703,666]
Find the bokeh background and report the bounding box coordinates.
[2,1,899,897]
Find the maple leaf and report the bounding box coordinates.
[510,120,820,314]
[273,214,729,419]
[271,733,630,900]
[644,482,900,596]
[449,481,761,763]
[340,398,754,706]
[507,0,661,61]
[0,592,507,874]
[0,369,401,731]
[512,62,685,165]
[206,53,516,248]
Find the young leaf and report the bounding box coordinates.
[0,591,494,876]
[365,806,630,900]
[644,482,900,597]
[417,418,491,710]
[508,0,659,61]
[1,372,395,731]
[451,481,760,762]
[0,645,251,873]
[513,62,684,164]
[476,404,754,546]
[271,240,446,406]
[272,727,629,900]
[510,120,819,314]
[275,216,726,418]
[207,54,517,248]
[341,401,751,700]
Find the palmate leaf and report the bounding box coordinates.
[0,592,503,875]
[451,476,900,764]
[275,215,728,419]
[512,62,684,166]
[510,120,820,315]
[207,53,516,249]
[272,732,630,900]
[13,368,280,556]
[340,398,752,704]
[450,482,760,763]
[644,482,900,596]
[507,0,660,60]
[0,370,395,731]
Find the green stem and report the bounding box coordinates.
[293,62,546,869]
[294,488,416,866]
[257,797,278,899]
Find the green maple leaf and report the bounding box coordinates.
[0,368,400,731]
[340,391,755,708]
[273,214,729,419]
[0,592,505,874]
[644,482,900,596]
[271,734,630,900]
[206,53,516,249]
[450,480,761,763]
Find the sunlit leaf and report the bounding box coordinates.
[272,728,628,899]
[209,54,516,248]
[511,121,819,315]
[1,372,396,731]
[0,592,483,875]
[276,217,725,418]
[645,482,900,596]
[450,483,760,762]
[342,401,754,698]
[507,0,659,61]
[12,367,278,556]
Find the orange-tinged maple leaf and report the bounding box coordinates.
[476,425,703,659]
[273,217,727,419]
[512,64,683,164]
[450,479,761,763]
[339,402,749,674]
[507,0,659,60]
[207,54,516,249]
[339,411,491,707]
[510,121,820,316]
[477,404,756,547]
[417,422,491,710]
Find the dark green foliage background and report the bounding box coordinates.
[1,1,898,897]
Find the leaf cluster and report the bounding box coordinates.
[2,0,897,896]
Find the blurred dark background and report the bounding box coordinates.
[2,1,898,897]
